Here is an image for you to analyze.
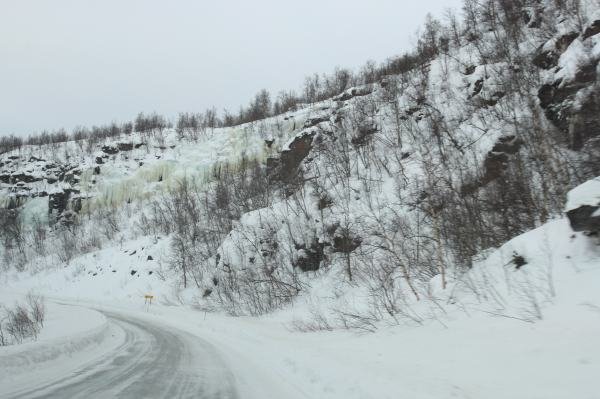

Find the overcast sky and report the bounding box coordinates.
[0,0,461,137]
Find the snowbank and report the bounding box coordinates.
[565,176,600,211]
[0,300,110,385]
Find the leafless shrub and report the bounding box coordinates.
[26,292,46,328]
[0,294,46,346]
[289,309,333,332]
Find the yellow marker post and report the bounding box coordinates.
[144,295,154,311]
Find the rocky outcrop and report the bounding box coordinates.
[332,227,361,254]
[583,19,600,40]
[351,121,378,146]
[101,145,119,155]
[538,58,600,150]
[49,188,80,216]
[567,205,600,234]
[566,178,600,235]
[117,142,134,151]
[532,32,578,70]
[294,239,327,272]
[303,116,330,129]
[269,131,317,183]
[462,135,524,195]
[334,85,373,102]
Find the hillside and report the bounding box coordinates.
[1,0,600,397]
[2,0,598,316]
[0,0,599,379]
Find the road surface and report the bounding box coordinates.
[4,310,238,399]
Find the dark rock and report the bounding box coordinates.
[538,58,600,150]
[93,166,101,175]
[134,143,144,149]
[117,142,134,151]
[130,270,137,276]
[71,196,82,213]
[48,188,80,216]
[294,238,326,272]
[12,173,42,183]
[95,156,103,164]
[148,271,153,275]
[533,32,578,70]
[334,86,373,102]
[147,255,153,261]
[471,78,484,97]
[332,229,361,254]
[351,121,378,146]
[266,156,280,176]
[130,250,137,256]
[277,131,316,182]
[491,135,524,154]
[464,65,476,75]
[265,139,275,148]
[583,19,600,40]
[533,50,557,70]
[303,116,330,129]
[567,205,600,233]
[101,145,119,155]
[556,32,579,51]
[461,136,524,195]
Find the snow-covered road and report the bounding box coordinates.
[3,309,238,399]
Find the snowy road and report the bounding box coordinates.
[4,310,238,399]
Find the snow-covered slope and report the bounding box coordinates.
[0,0,599,330]
[2,189,599,398]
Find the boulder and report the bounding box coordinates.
[567,205,600,233]
[565,178,600,234]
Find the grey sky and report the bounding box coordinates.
[0,0,461,137]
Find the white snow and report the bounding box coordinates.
[565,176,600,211]
[2,210,599,399]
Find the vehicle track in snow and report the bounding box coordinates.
[5,310,238,399]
